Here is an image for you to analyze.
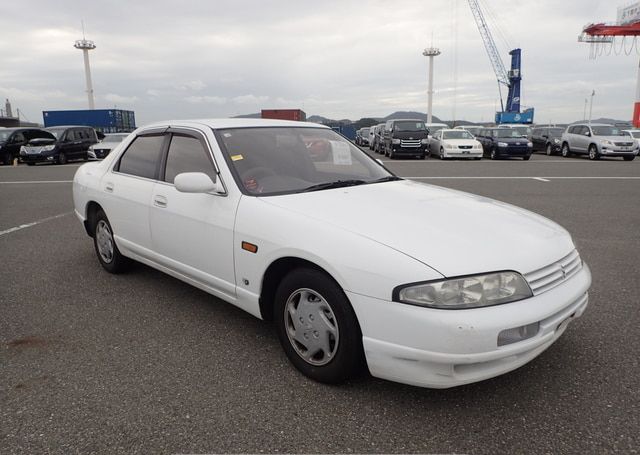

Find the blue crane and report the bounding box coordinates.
[467,0,534,124]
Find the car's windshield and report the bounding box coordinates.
[592,125,624,136]
[394,121,426,132]
[542,128,564,137]
[629,131,640,138]
[461,127,481,136]
[509,126,531,136]
[217,127,393,196]
[46,129,65,139]
[493,129,524,138]
[103,134,128,143]
[442,130,473,140]
[0,130,13,141]
[361,128,370,135]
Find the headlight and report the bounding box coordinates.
[474,143,481,149]
[394,271,533,309]
[445,143,454,149]
[527,142,533,147]
[601,140,613,146]
[392,138,401,144]
[42,145,55,152]
[20,146,26,153]
[553,138,560,144]
[498,142,508,147]
[421,138,429,144]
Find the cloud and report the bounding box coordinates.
[185,95,227,105]
[232,94,269,105]
[103,93,139,104]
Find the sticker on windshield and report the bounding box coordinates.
[329,141,352,165]
[231,154,244,161]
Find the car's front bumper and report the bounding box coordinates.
[443,149,482,158]
[19,151,56,163]
[347,263,591,388]
[599,146,637,157]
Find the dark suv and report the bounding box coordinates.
[381,119,428,159]
[531,126,564,155]
[476,127,533,160]
[20,125,98,165]
[0,128,54,165]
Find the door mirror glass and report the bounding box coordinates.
[584,131,591,137]
[174,172,224,194]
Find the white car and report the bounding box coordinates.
[72,118,591,389]
[622,129,640,150]
[88,133,130,160]
[429,129,483,159]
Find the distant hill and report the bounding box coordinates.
[233,112,261,119]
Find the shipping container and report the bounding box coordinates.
[261,109,306,121]
[43,109,136,133]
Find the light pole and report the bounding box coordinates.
[588,90,595,125]
[583,98,588,121]
[74,37,97,110]
[422,47,441,124]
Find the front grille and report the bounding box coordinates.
[400,139,421,148]
[24,147,43,155]
[524,249,582,295]
[458,145,473,149]
[614,142,633,147]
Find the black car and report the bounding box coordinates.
[20,125,98,165]
[0,128,54,165]
[476,127,533,160]
[381,119,428,159]
[531,126,565,155]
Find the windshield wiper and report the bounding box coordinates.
[369,175,402,183]
[302,179,368,192]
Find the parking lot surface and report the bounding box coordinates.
[1,154,639,454]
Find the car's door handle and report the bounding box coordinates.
[104,182,114,193]
[153,195,167,208]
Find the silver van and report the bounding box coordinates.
[561,123,637,161]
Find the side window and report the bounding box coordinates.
[117,134,165,179]
[13,132,25,143]
[164,134,216,184]
[385,121,392,132]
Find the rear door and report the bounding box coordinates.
[149,127,238,298]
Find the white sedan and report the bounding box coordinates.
[429,128,483,159]
[73,119,591,389]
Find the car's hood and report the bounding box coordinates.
[260,180,574,277]
[598,135,633,143]
[442,139,480,146]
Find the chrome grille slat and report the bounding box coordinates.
[400,139,421,148]
[524,249,582,295]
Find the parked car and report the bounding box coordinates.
[355,128,370,147]
[0,128,54,165]
[501,124,533,140]
[89,133,129,160]
[531,126,565,155]
[561,123,636,161]
[73,118,591,389]
[424,122,449,137]
[429,129,483,159]
[454,125,483,137]
[371,124,385,153]
[21,125,99,165]
[381,119,428,159]
[476,127,533,160]
[622,129,640,149]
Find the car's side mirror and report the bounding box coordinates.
[174,172,224,194]
[584,131,591,137]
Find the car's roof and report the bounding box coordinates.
[439,129,471,132]
[572,123,611,127]
[138,118,329,130]
[46,125,93,130]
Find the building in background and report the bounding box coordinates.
[42,109,136,133]
[261,109,306,121]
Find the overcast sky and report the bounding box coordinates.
[0,0,636,125]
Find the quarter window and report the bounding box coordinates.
[117,134,165,179]
[164,135,216,184]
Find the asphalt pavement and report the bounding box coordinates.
[1,153,639,454]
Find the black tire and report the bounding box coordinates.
[2,152,12,165]
[623,155,635,161]
[83,151,89,161]
[439,147,445,160]
[490,148,498,160]
[546,144,553,156]
[389,148,395,159]
[57,152,67,165]
[523,155,531,161]
[561,143,571,158]
[93,210,130,273]
[588,144,600,160]
[274,267,365,384]
[419,153,425,160]
[27,162,35,166]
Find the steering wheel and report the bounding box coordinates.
[240,167,277,193]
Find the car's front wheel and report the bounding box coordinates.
[623,155,635,161]
[93,210,130,273]
[274,268,365,384]
[57,152,67,165]
[490,148,498,160]
[561,143,571,158]
[546,144,553,156]
[588,144,600,160]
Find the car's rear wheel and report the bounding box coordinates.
[274,268,364,384]
[561,143,571,158]
[546,144,553,156]
[588,144,600,160]
[623,155,635,161]
[93,210,130,273]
